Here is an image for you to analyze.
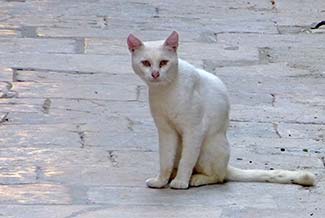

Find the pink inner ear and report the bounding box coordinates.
[127,34,143,52]
[164,31,179,51]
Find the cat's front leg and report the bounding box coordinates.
[146,126,179,188]
[170,130,203,189]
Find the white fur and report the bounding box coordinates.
[128,32,316,189]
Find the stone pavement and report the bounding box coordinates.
[0,0,324,217]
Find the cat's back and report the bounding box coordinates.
[178,59,228,96]
[178,59,230,128]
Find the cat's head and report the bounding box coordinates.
[127,31,179,86]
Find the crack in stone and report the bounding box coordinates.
[86,99,105,107]
[153,7,160,18]
[64,206,109,218]
[6,0,26,2]
[107,150,118,167]
[270,93,276,107]
[103,16,109,26]
[12,68,18,82]
[272,123,282,138]
[230,119,325,125]
[0,81,17,98]
[41,98,51,114]
[277,25,312,34]
[0,112,9,124]
[288,73,324,79]
[273,21,280,34]
[136,85,142,101]
[13,67,96,75]
[126,116,135,131]
[76,125,86,148]
[321,157,325,168]
[78,131,86,148]
[258,47,272,64]
[35,166,42,181]
[75,38,85,54]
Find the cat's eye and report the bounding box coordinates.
[141,60,151,67]
[159,60,169,68]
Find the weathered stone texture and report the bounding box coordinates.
[0,0,324,217]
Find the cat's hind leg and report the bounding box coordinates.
[190,174,220,187]
[191,133,230,187]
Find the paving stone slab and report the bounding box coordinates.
[0,66,13,81]
[231,103,325,125]
[13,82,138,101]
[0,184,72,204]
[0,98,152,126]
[218,33,325,49]
[84,39,259,67]
[0,29,19,37]
[0,165,37,185]
[0,38,76,54]
[0,205,95,218]
[79,118,158,150]
[73,205,222,218]
[0,53,132,74]
[219,74,325,96]
[0,124,79,147]
[273,0,325,26]
[266,47,325,72]
[277,122,324,141]
[87,183,324,209]
[230,147,324,171]
[15,70,143,86]
[220,208,324,218]
[229,120,324,141]
[0,205,222,218]
[88,184,277,208]
[0,147,115,168]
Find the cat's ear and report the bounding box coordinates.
[163,31,179,52]
[127,34,143,53]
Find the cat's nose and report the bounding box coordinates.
[151,71,160,79]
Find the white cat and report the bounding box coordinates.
[127,31,316,189]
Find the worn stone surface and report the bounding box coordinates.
[0,0,324,217]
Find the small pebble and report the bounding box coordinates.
[280,148,285,152]
[270,167,274,170]
[303,148,308,152]
[236,157,243,160]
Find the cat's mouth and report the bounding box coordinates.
[147,78,167,86]
[146,76,170,86]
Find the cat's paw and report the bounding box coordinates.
[145,177,168,188]
[169,179,189,189]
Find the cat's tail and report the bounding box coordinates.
[226,166,315,186]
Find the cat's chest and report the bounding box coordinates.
[149,87,202,130]
[150,91,186,118]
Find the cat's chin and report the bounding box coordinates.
[146,79,169,86]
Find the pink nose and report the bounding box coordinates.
[151,71,160,79]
